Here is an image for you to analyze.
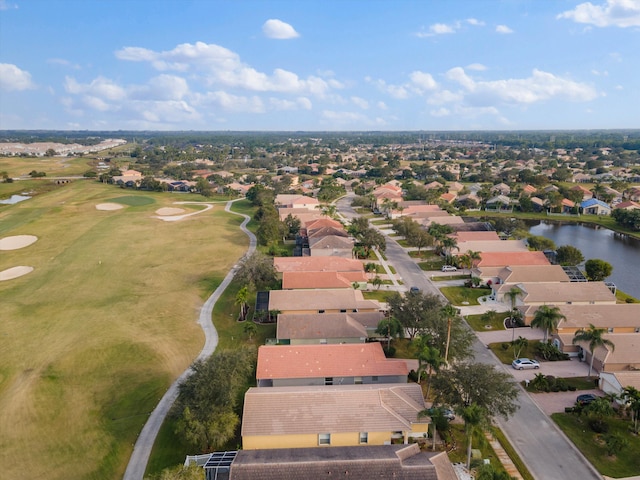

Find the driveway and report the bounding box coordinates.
[531,389,602,416]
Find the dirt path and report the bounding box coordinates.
[122,199,255,480]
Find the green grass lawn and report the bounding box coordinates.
[488,340,541,364]
[552,413,640,477]
[446,425,511,478]
[440,286,491,306]
[0,180,251,480]
[431,274,471,282]
[362,289,396,302]
[616,289,638,303]
[465,311,510,331]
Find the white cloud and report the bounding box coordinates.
[0,63,35,91]
[446,67,598,105]
[591,69,609,76]
[496,24,514,34]
[466,63,488,71]
[351,96,369,109]
[194,91,265,113]
[427,89,464,105]
[557,0,640,27]
[377,101,388,110]
[47,58,81,69]
[115,41,332,96]
[466,18,485,26]
[64,76,126,101]
[262,19,300,39]
[430,107,451,117]
[269,96,313,110]
[0,0,18,10]
[410,71,438,92]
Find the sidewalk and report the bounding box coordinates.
[485,431,524,480]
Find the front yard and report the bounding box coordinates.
[465,311,510,331]
[440,286,491,306]
[552,413,640,478]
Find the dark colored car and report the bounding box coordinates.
[409,286,420,293]
[425,406,455,421]
[576,393,597,405]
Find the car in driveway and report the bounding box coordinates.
[576,393,597,405]
[512,358,540,370]
[441,265,457,272]
[425,406,455,421]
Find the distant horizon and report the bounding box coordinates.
[2,1,639,131]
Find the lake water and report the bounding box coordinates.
[528,221,640,299]
[0,194,31,205]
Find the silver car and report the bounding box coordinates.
[512,358,540,370]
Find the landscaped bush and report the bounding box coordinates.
[589,418,609,434]
[536,341,569,361]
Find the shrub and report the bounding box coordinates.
[501,343,510,351]
[383,346,396,357]
[588,419,609,433]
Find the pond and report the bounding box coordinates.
[528,221,640,299]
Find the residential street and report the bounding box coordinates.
[334,195,602,480]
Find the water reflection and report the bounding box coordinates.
[0,195,31,205]
[528,221,640,299]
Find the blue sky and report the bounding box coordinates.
[1,0,639,131]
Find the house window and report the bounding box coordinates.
[318,310,325,314]
[352,309,358,312]
[320,339,327,344]
[325,377,333,385]
[359,432,368,444]
[372,376,379,382]
[635,328,640,333]
[354,376,363,385]
[340,309,347,313]
[319,433,331,445]
[608,327,614,333]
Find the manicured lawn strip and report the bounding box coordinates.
[616,289,639,303]
[488,340,541,364]
[447,425,510,477]
[465,311,509,331]
[419,260,446,271]
[551,413,640,478]
[431,274,471,282]
[408,249,439,259]
[374,264,397,274]
[490,427,535,480]
[362,290,396,302]
[440,286,491,306]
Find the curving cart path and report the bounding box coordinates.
[123,199,255,480]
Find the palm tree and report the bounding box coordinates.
[622,386,640,434]
[466,250,482,270]
[414,339,445,399]
[235,286,249,321]
[504,286,522,341]
[441,304,458,363]
[531,305,566,343]
[511,336,529,359]
[462,403,487,470]
[441,237,459,258]
[572,323,615,378]
[375,317,404,350]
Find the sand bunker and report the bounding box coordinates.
[155,207,186,216]
[96,203,124,211]
[0,266,34,281]
[0,235,38,251]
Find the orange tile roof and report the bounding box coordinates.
[282,271,366,289]
[274,256,364,273]
[256,343,409,380]
[476,251,550,267]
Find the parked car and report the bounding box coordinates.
[512,358,540,370]
[425,406,455,421]
[576,393,597,405]
[409,286,420,293]
[441,265,457,272]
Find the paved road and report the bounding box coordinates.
[335,195,602,480]
[123,200,256,480]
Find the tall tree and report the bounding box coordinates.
[441,304,458,363]
[235,286,249,321]
[235,252,278,291]
[375,317,404,350]
[584,258,613,281]
[531,305,566,342]
[572,324,615,378]
[555,245,585,266]
[622,386,640,434]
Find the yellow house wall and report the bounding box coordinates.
[243,431,394,450]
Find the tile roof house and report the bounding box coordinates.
[554,304,640,334]
[564,333,640,373]
[277,208,324,222]
[452,231,500,242]
[455,239,529,254]
[281,270,368,290]
[273,256,364,275]
[268,288,382,315]
[615,200,640,211]
[600,372,640,406]
[276,312,385,345]
[256,343,408,387]
[309,235,355,258]
[475,251,550,268]
[483,265,570,298]
[193,445,457,480]
[508,281,616,309]
[241,383,429,449]
[275,194,319,210]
